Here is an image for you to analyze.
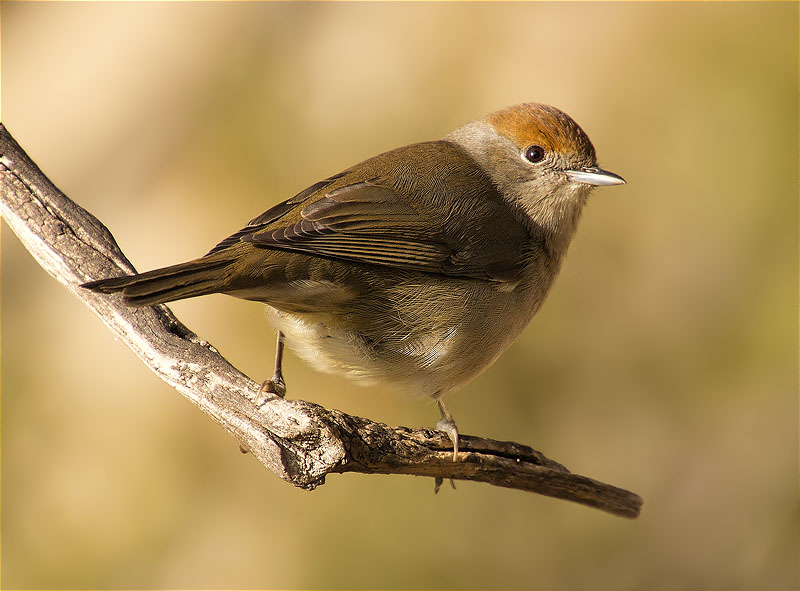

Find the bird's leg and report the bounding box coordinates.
[436,398,460,461]
[433,397,459,493]
[243,333,287,451]
[257,331,287,404]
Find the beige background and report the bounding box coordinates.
[2,1,797,589]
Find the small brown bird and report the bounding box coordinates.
[83,103,625,460]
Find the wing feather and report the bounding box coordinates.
[210,142,532,282]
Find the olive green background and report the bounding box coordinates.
[2,2,797,589]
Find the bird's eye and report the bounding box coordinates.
[523,145,546,163]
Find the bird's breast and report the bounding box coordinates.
[265,268,553,397]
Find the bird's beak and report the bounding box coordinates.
[566,166,626,186]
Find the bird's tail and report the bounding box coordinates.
[81,256,234,307]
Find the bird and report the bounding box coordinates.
[82,102,626,462]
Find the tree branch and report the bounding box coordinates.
[0,123,642,518]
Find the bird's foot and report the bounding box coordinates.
[433,476,457,494]
[432,398,460,491]
[436,416,460,462]
[257,374,286,406]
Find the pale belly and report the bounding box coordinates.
[265,275,546,398]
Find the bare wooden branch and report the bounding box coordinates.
[0,123,642,518]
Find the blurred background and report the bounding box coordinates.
[2,2,797,589]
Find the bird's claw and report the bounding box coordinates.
[257,375,286,406]
[436,416,460,461]
[433,476,457,494]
